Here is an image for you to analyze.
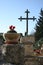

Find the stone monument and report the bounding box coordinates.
[2,25,24,65]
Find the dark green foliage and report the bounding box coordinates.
[0,34,4,41]
[0,35,3,39]
[33,38,43,50]
[35,8,43,41]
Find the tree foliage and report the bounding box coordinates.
[0,34,4,41]
[33,38,43,50]
[35,8,43,41]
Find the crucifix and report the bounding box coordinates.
[18,9,36,36]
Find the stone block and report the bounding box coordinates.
[2,44,24,64]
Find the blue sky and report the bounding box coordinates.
[0,0,43,35]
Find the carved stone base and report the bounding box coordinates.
[2,44,24,64]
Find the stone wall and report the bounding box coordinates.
[24,44,34,56]
[20,35,35,43]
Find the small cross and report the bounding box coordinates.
[18,9,36,36]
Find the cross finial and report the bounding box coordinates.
[25,9,30,13]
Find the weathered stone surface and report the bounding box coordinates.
[2,44,24,64]
[24,57,40,65]
[0,46,3,61]
[0,63,13,65]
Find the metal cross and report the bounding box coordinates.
[18,9,36,36]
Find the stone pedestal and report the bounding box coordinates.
[2,44,24,65]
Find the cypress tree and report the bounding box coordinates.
[35,8,43,41]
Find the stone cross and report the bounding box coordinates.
[18,9,36,36]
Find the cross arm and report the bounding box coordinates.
[18,16,22,21]
[33,16,36,21]
[18,16,27,21]
[28,16,36,21]
[18,16,36,21]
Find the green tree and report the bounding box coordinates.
[0,33,4,41]
[35,8,43,42]
[33,38,43,50]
